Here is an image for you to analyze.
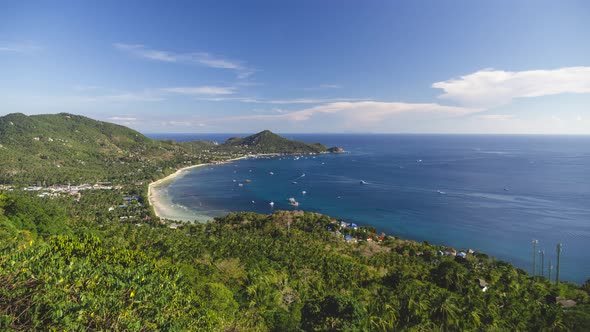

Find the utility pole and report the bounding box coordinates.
[539,250,545,277]
[532,239,538,277]
[556,243,562,284]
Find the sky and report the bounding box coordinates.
[1,0,589,134]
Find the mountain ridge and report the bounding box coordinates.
[0,113,339,185]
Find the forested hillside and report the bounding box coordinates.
[220,130,329,154]
[1,193,589,330]
[0,113,198,185]
[0,113,332,186]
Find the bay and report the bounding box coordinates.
[148,133,590,284]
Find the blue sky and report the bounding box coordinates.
[1,0,589,133]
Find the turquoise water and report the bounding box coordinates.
[149,134,590,284]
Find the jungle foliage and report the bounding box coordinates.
[1,196,589,331]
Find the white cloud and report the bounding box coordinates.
[281,101,477,122]
[0,42,41,53]
[72,85,101,91]
[114,43,253,78]
[244,97,367,104]
[265,98,364,104]
[433,67,590,108]
[162,86,235,95]
[191,97,368,104]
[81,92,163,103]
[164,120,193,127]
[108,116,137,121]
[206,101,477,126]
[302,84,342,90]
[477,114,514,121]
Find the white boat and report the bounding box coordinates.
[360,180,368,185]
[269,171,274,175]
[269,201,275,207]
[288,197,299,207]
[238,183,243,187]
[302,191,307,195]
[437,190,446,195]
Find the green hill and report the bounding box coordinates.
[0,114,338,186]
[0,113,193,185]
[220,130,329,154]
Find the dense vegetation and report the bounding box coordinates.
[1,197,589,331]
[0,113,205,186]
[0,113,337,187]
[1,113,589,330]
[220,130,330,154]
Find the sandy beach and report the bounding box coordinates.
[147,156,250,222]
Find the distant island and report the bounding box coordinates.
[220,129,343,155]
[0,113,588,331]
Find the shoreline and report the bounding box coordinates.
[147,154,281,221]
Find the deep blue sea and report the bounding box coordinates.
[148,133,590,284]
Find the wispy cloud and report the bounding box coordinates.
[319,84,341,89]
[264,98,363,104]
[206,101,477,125]
[77,92,163,103]
[0,42,41,54]
[108,116,137,121]
[302,84,342,90]
[193,96,368,104]
[105,116,139,126]
[114,43,253,78]
[72,85,101,91]
[433,67,590,108]
[162,86,235,95]
[477,114,515,121]
[42,91,164,106]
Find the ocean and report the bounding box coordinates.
[147,133,590,284]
